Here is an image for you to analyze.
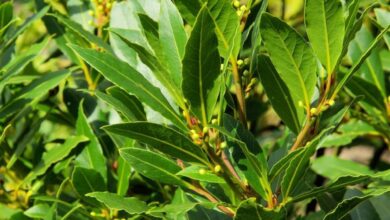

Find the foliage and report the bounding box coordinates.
[1,0,390,219]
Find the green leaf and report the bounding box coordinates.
[281,127,333,202]
[312,156,373,180]
[0,38,49,89]
[257,55,302,134]
[268,147,303,184]
[72,167,106,197]
[67,0,94,32]
[87,192,148,215]
[23,136,89,185]
[305,0,344,73]
[49,13,112,53]
[68,44,186,130]
[95,86,146,121]
[159,0,187,88]
[110,28,185,108]
[290,170,390,203]
[324,188,390,220]
[182,7,221,124]
[116,157,131,196]
[374,8,390,48]
[104,122,209,165]
[322,120,378,148]
[24,204,52,219]
[174,0,201,24]
[348,26,386,97]
[260,12,317,110]
[120,148,186,186]
[333,23,390,96]
[74,101,107,182]
[176,165,225,183]
[234,198,284,220]
[344,75,386,112]
[219,115,271,200]
[0,69,71,119]
[1,6,49,50]
[0,2,13,32]
[205,0,241,58]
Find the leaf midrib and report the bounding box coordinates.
[121,150,183,184]
[268,18,310,106]
[110,127,208,165]
[76,49,185,128]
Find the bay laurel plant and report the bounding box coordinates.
[1,0,390,219]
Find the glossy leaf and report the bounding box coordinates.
[120,148,186,186]
[182,7,221,124]
[281,127,333,201]
[50,13,112,53]
[74,101,107,182]
[110,28,185,108]
[87,192,148,214]
[67,0,93,32]
[69,44,186,130]
[159,0,187,88]
[305,0,344,73]
[260,13,317,110]
[333,25,390,96]
[257,55,302,134]
[176,166,225,183]
[324,188,390,220]
[348,26,386,97]
[96,86,146,121]
[374,8,390,48]
[104,122,209,165]
[312,156,373,180]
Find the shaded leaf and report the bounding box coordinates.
[257,55,302,134]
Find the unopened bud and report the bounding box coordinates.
[310,108,317,115]
[211,119,218,125]
[236,10,243,17]
[220,141,227,149]
[233,0,240,8]
[240,5,247,11]
[237,59,244,66]
[214,165,222,173]
[328,99,335,106]
[202,126,209,134]
[199,168,206,175]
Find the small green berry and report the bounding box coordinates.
[237,59,244,66]
[220,141,227,149]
